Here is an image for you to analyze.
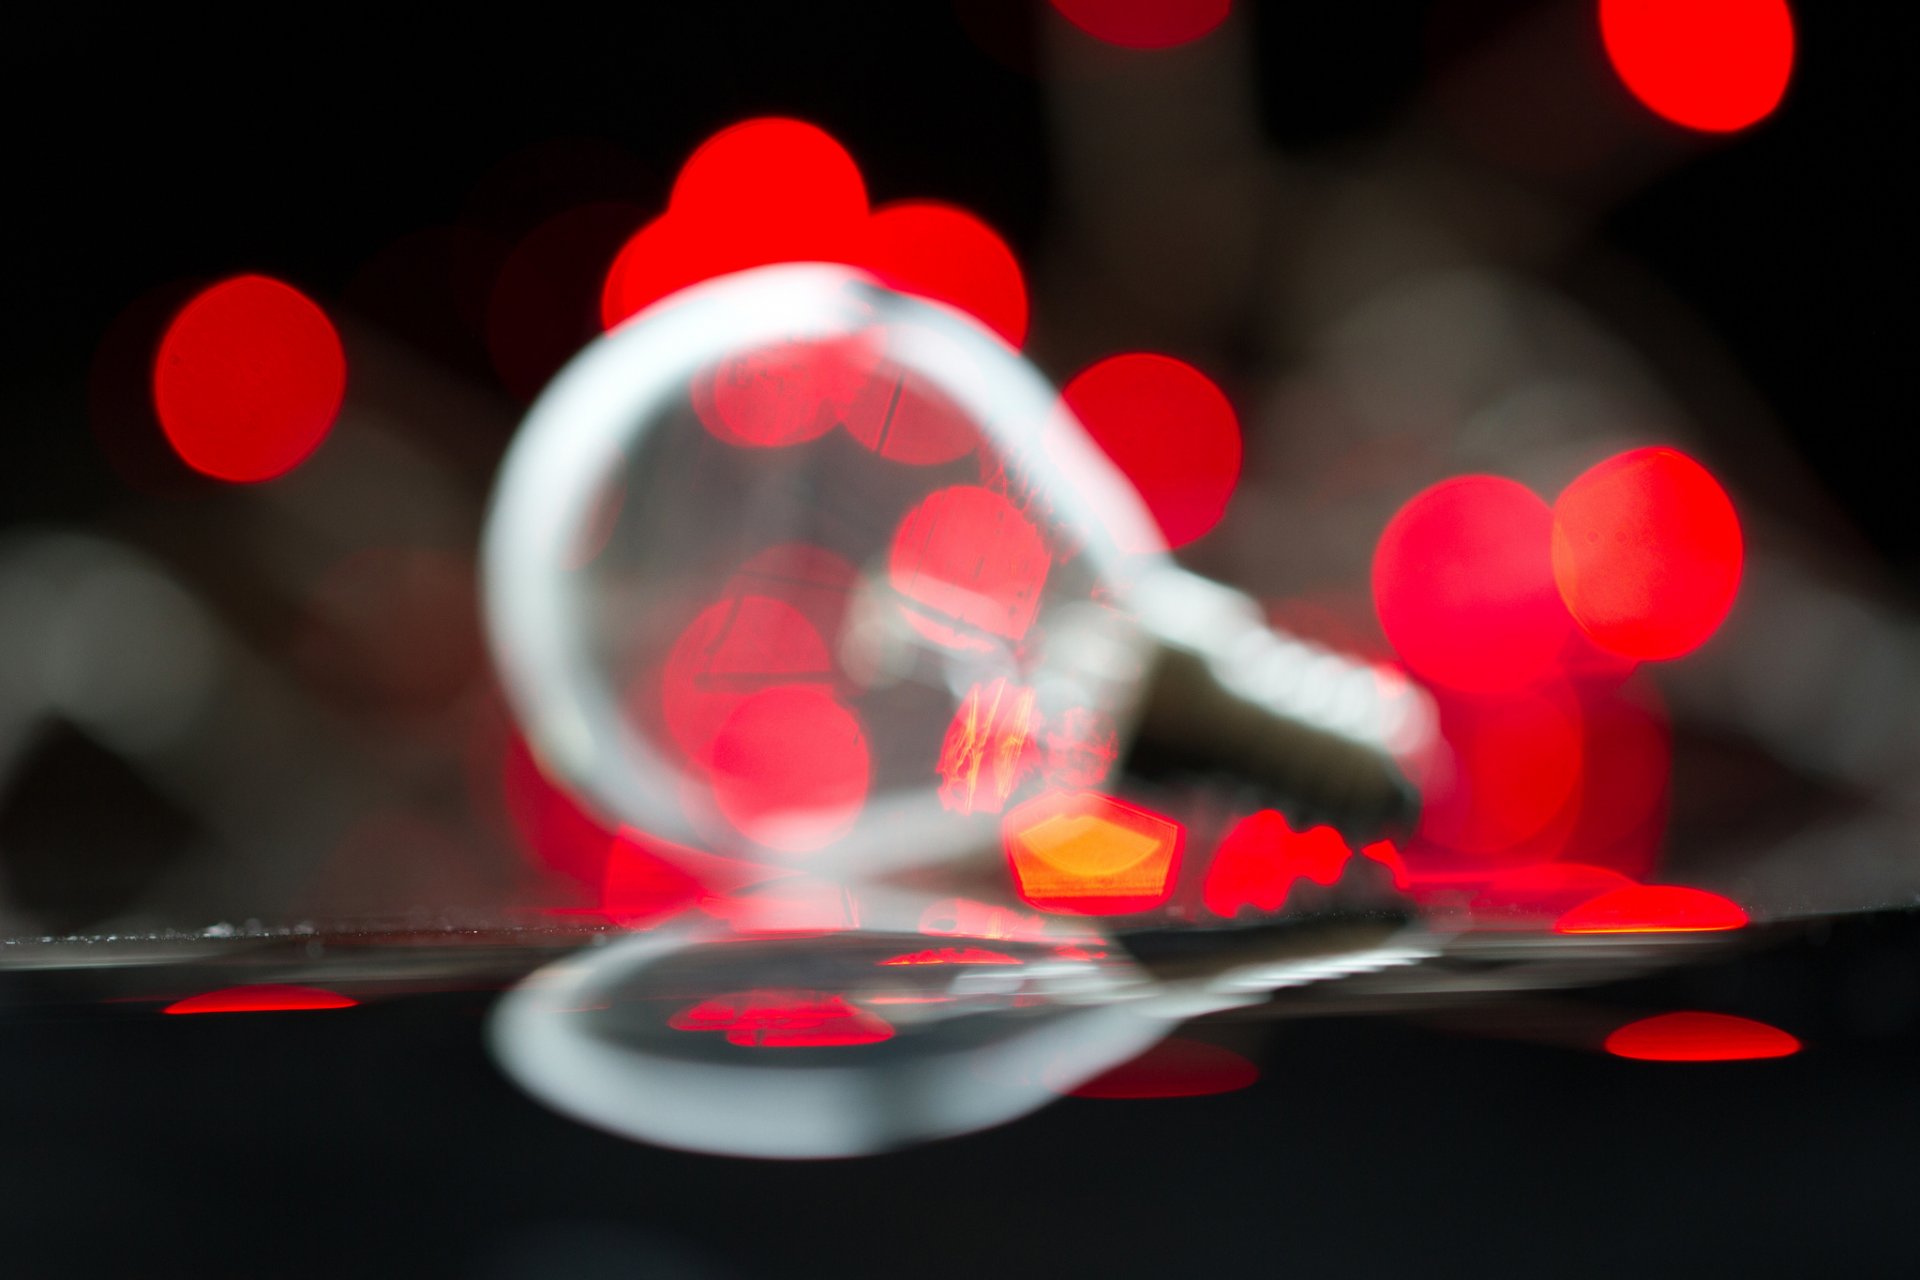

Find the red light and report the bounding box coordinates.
[863,201,1029,346]
[669,118,869,248]
[164,985,356,1015]
[1604,1011,1799,1061]
[1552,447,1743,661]
[840,362,982,467]
[1060,1037,1258,1099]
[599,215,705,330]
[879,947,1022,966]
[669,989,893,1048]
[1060,353,1242,552]
[1372,476,1571,693]
[1050,0,1232,50]
[602,118,1030,349]
[937,678,1038,814]
[599,831,709,927]
[1203,810,1351,919]
[707,685,871,853]
[1416,683,1584,859]
[152,275,346,483]
[658,596,833,766]
[603,119,866,329]
[1600,0,1794,133]
[1555,884,1748,934]
[692,336,877,449]
[1004,790,1183,914]
[888,485,1052,650]
[1358,839,1411,889]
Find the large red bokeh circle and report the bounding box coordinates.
[1373,475,1572,693]
[864,201,1028,347]
[601,118,1029,352]
[1061,353,1241,552]
[1552,446,1743,661]
[707,685,870,853]
[152,275,346,483]
[1600,0,1794,133]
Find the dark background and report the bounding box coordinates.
[2,2,1915,1275]
[4,2,1909,565]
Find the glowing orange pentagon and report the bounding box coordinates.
[1004,790,1182,914]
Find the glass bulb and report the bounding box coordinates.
[484,262,1424,883]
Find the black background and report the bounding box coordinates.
[2,3,1915,1275]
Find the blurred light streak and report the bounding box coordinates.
[1552,447,1743,660]
[1060,353,1242,551]
[1600,0,1794,133]
[1049,0,1232,50]
[1604,1011,1799,1061]
[151,275,345,482]
[1555,884,1748,933]
[1004,790,1182,913]
[1372,476,1572,693]
[164,985,356,1015]
[1058,1037,1257,1099]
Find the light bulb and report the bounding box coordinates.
[483,263,1427,880]
[481,263,1434,1155]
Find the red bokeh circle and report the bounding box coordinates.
[152,275,346,483]
[1373,475,1571,693]
[1061,353,1242,552]
[1552,446,1743,661]
[1600,0,1795,133]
